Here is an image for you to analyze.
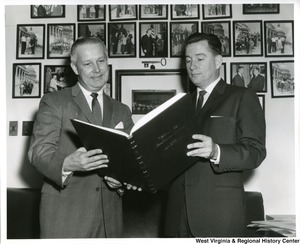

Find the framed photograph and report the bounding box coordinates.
[104,65,113,97]
[140,22,168,58]
[108,23,136,58]
[265,21,294,57]
[170,4,199,20]
[47,24,75,59]
[22,121,34,136]
[77,5,106,21]
[132,90,176,115]
[109,5,137,21]
[243,4,279,14]
[202,4,232,20]
[115,69,190,122]
[270,60,294,98]
[31,5,65,18]
[201,21,231,57]
[16,24,45,59]
[139,5,168,20]
[9,121,18,136]
[78,23,106,44]
[233,20,263,57]
[12,63,41,98]
[170,22,198,57]
[257,94,265,114]
[230,62,267,92]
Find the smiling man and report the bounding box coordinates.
[28,37,134,238]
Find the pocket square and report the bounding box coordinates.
[115,121,124,129]
[210,115,224,118]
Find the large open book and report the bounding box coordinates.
[71,93,199,193]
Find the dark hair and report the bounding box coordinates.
[185,32,222,56]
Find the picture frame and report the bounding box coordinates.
[108,22,136,58]
[170,4,199,20]
[22,121,34,136]
[170,22,198,57]
[30,5,65,18]
[230,62,267,93]
[202,4,232,20]
[109,5,138,21]
[47,23,75,59]
[257,94,265,114]
[132,90,176,115]
[201,21,231,57]
[115,69,190,122]
[78,23,106,44]
[264,21,294,57]
[270,60,294,98]
[16,24,45,59]
[12,63,41,98]
[243,4,280,14]
[233,20,263,57]
[139,5,168,20]
[9,121,18,136]
[139,22,168,58]
[77,5,106,21]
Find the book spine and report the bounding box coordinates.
[129,138,157,193]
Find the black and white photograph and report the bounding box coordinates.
[171,5,199,20]
[47,24,75,59]
[265,21,294,57]
[109,5,137,21]
[202,4,232,19]
[243,4,280,14]
[9,121,18,136]
[108,23,136,58]
[31,5,65,18]
[201,21,231,57]
[132,90,176,115]
[22,121,34,136]
[139,5,168,20]
[16,24,45,59]
[78,23,106,44]
[230,62,267,92]
[12,63,41,98]
[233,20,263,57]
[170,22,198,57]
[77,5,106,21]
[270,60,294,98]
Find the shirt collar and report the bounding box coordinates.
[197,76,221,95]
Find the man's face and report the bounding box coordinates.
[185,40,222,89]
[71,43,109,92]
[253,69,259,76]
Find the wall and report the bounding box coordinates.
[5,3,295,215]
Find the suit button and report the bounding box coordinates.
[96,187,100,192]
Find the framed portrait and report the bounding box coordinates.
[264,21,294,57]
[47,23,75,59]
[78,23,106,44]
[12,63,41,98]
[202,4,232,20]
[108,22,136,58]
[257,94,265,114]
[243,4,279,14]
[230,62,267,93]
[115,69,190,122]
[132,90,176,115]
[16,24,45,59]
[9,121,18,136]
[77,5,106,21]
[170,4,199,20]
[233,20,263,57]
[22,121,34,136]
[104,65,113,97]
[109,5,137,21]
[270,60,294,98]
[170,22,198,57]
[140,22,168,58]
[139,5,168,20]
[31,5,65,18]
[201,21,231,57]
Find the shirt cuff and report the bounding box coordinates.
[62,168,72,185]
[210,144,221,165]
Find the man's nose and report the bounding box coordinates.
[92,63,100,72]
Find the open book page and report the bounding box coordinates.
[131,93,186,134]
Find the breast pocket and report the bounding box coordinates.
[207,116,236,144]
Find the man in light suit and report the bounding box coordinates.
[164,33,266,237]
[248,66,265,92]
[28,37,135,238]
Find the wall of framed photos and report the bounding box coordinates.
[6,4,295,215]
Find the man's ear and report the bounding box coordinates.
[215,55,223,70]
[70,62,78,75]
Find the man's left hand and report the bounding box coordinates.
[187,134,218,160]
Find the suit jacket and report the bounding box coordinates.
[248,74,265,91]
[28,83,134,238]
[232,74,245,87]
[165,79,266,237]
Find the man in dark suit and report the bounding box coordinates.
[248,66,265,92]
[28,37,135,238]
[164,33,266,237]
[232,65,246,87]
[141,28,155,57]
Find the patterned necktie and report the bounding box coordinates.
[196,90,207,114]
[90,93,102,125]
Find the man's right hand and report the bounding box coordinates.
[63,147,108,172]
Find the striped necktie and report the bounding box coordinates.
[90,93,102,125]
[196,90,207,114]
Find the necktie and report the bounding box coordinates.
[196,90,207,114]
[90,93,102,125]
